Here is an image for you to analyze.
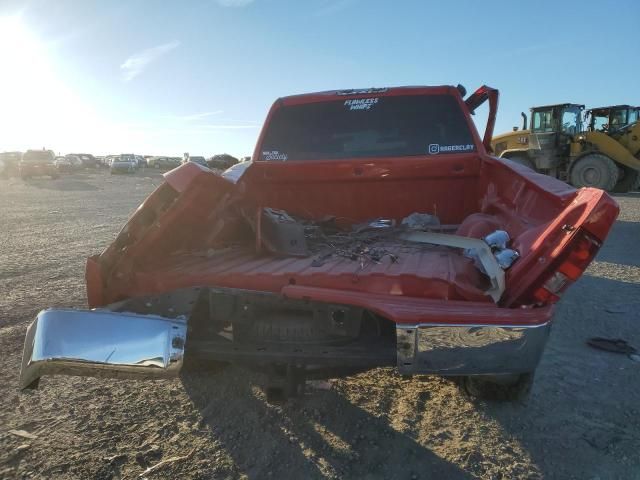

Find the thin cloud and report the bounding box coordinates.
[314,0,358,17]
[216,0,255,7]
[164,110,224,122]
[200,124,260,129]
[120,41,180,81]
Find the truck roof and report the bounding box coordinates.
[587,104,638,113]
[531,103,585,111]
[277,85,463,106]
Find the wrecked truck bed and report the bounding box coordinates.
[20,85,619,400]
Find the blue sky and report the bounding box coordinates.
[0,0,637,157]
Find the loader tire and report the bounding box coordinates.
[612,166,640,193]
[505,154,535,171]
[461,372,534,402]
[570,154,618,191]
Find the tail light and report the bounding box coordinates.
[531,229,601,304]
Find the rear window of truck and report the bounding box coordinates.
[259,94,476,161]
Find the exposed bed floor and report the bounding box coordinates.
[133,237,492,302]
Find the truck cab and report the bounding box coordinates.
[528,103,583,171]
[587,105,640,134]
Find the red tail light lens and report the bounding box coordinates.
[532,229,601,304]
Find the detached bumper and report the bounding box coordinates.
[19,292,552,389]
[20,309,186,390]
[396,322,550,375]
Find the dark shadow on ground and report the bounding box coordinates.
[181,369,474,480]
[593,220,640,267]
[611,191,640,198]
[474,274,640,480]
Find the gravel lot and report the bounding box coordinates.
[0,170,639,479]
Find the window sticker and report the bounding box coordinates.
[336,88,388,96]
[428,144,474,154]
[344,97,379,111]
[262,150,288,161]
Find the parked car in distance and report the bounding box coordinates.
[147,156,181,169]
[122,154,138,166]
[55,156,74,173]
[65,155,83,170]
[20,149,58,179]
[135,155,146,168]
[69,153,97,168]
[207,153,239,170]
[110,155,137,174]
[183,155,208,167]
[0,151,22,178]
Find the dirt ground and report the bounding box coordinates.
[0,170,639,480]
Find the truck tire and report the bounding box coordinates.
[505,154,535,170]
[612,166,639,193]
[461,372,534,402]
[570,154,619,191]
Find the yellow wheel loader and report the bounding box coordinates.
[585,105,640,191]
[492,104,640,192]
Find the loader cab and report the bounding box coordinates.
[531,104,582,136]
[587,105,640,133]
[529,104,583,169]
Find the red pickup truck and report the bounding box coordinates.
[20,85,618,402]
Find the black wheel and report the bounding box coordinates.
[505,154,535,170]
[461,372,534,402]
[612,166,640,193]
[569,153,619,191]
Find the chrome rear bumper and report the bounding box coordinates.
[19,305,550,390]
[396,322,551,375]
[20,309,186,389]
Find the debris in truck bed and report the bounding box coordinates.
[258,211,508,300]
[401,212,440,230]
[483,230,510,250]
[304,218,435,271]
[465,229,519,272]
[354,218,396,231]
[260,208,309,257]
[495,248,520,269]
